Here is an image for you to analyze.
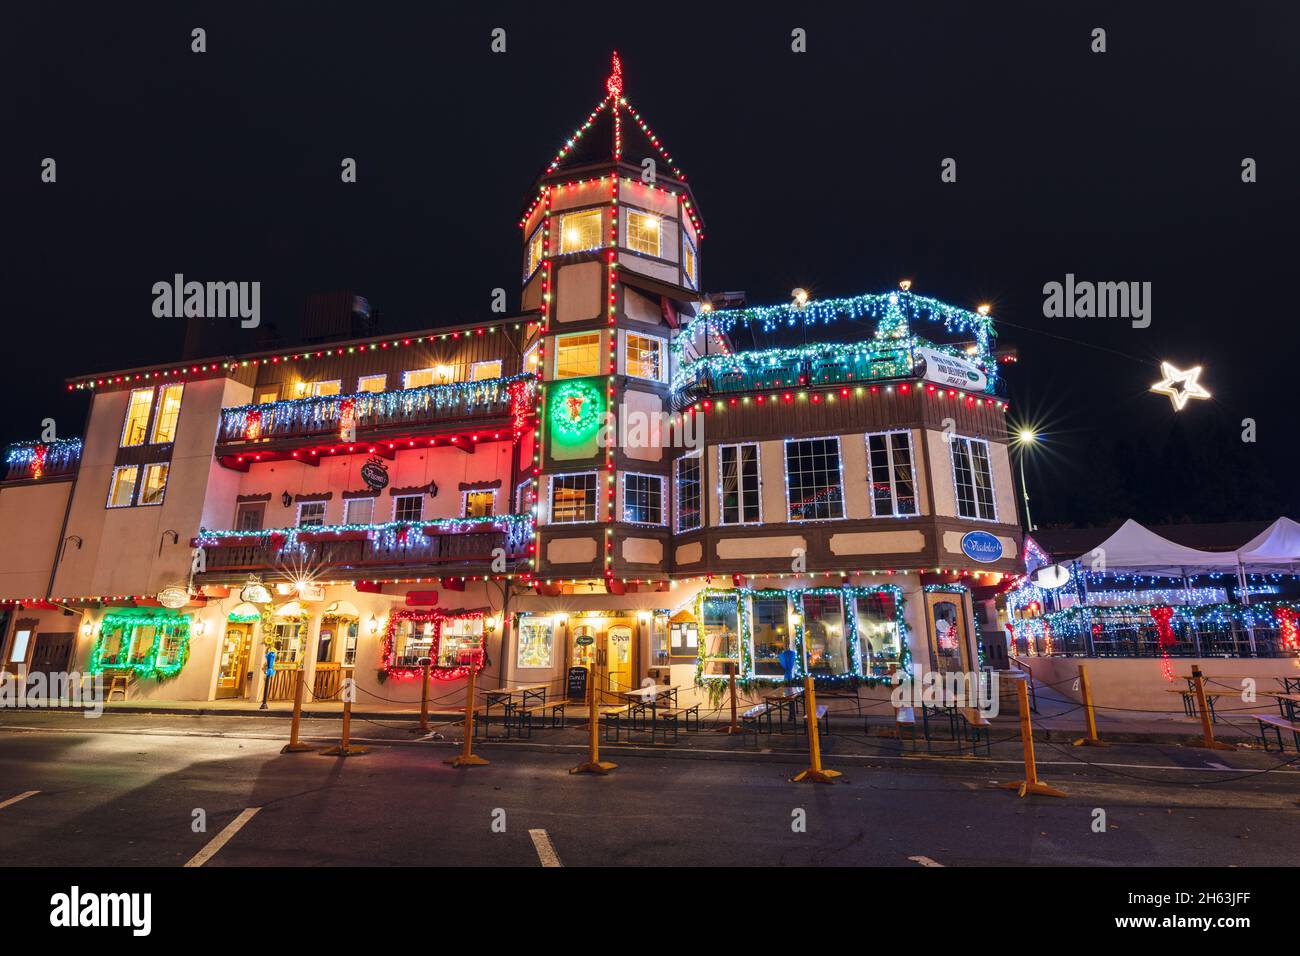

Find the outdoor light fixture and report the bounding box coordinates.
[977,303,991,316]
[899,279,912,291]
[192,620,206,638]
[367,614,380,635]
[80,618,93,638]
[791,287,810,309]
[281,491,292,508]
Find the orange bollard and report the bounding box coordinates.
[1191,665,1234,751]
[321,668,369,757]
[716,662,741,734]
[1001,676,1065,797]
[792,675,840,783]
[446,658,489,767]
[1072,664,1105,747]
[280,667,315,753]
[571,660,616,775]
[415,659,432,734]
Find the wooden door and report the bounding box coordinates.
[925,593,969,674]
[28,632,74,677]
[216,626,252,699]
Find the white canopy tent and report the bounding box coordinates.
[1237,517,1300,574]
[1066,519,1239,576]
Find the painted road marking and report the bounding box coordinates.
[1207,762,1232,770]
[0,790,39,810]
[908,855,944,867]
[184,807,261,868]
[529,828,562,867]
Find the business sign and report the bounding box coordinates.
[915,347,988,391]
[155,586,190,609]
[960,530,1003,564]
[574,635,595,646]
[360,456,389,492]
[566,666,589,702]
[1032,563,1071,589]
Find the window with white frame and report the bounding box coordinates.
[345,497,375,524]
[515,479,535,515]
[357,374,386,394]
[866,430,918,517]
[559,208,602,254]
[624,332,665,382]
[403,368,436,389]
[463,490,496,518]
[554,332,601,378]
[682,234,698,288]
[149,383,184,444]
[120,388,154,447]
[622,473,664,525]
[307,380,341,397]
[549,472,598,523]
[139,463,170,506]
[297,501,327,527]
[625,209,661,257]
[950,436,997,521]
[107,465,139,508]
[784,437,845,521]
[719,443,761,524]
[471,360,502,381]
[674,453,701,532]
[393,494,424,523]
[525,225,545,277]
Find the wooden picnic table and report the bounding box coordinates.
[483,683,550,737]
[762,686,805,729]
[623,685,678,733]
[1264,691,1300,722]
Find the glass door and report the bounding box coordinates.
[926,594,968,674]
[216,625,251,699]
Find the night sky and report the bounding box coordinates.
[10,3,1299,525]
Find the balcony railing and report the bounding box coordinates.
[3,439,82,482]
[217,374,536,446]
[194,515,534,577]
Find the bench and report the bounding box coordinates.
[519,700,567,731]
[741,703,773,741]
[600,705,633,742]
[1167,687,1224,723]
[876,705,915,739]
[655,703,701,734]
[957,708,992,756]
[802,704,830,737]
[1251,713,1300,753]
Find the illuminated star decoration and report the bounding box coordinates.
[1149,361,1211,411]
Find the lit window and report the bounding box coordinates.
[749,595,791,677]
[515,479,535,514]
[560,209,603,254]
[784,437,845,521]
[625,210,661,257]
[121,388,154,447]
[867,431,918,517]
[297,501,327,527]
[403,368,436,389]
[358,375,386,393]
[8,629,31,664]
[437,615,484,669]
[139,463,170,506]
[950,436,997,521]
[471,360,503,381]
[463,490,496,518]
[525,226,545,277]
[804,593,850,677]
[393,495,423,523]
[550,472,598,523]
[856,591,902,677]
[683,236,698,287]
[622,473,664,525]
[345,498,374,524]
[149,384,184,444]
[720,443,761,524]
[524,343,540,373]
[674,453,701,532]
[107,465,139,508]
[256,389,279,404]
[308,381,341,397]
[555,332,601,378]
[516,617,554,669]
[625,333,665,381]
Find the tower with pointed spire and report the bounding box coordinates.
[521,53,705,592]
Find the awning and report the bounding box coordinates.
[1237,517,1300,573]
[1066,519,1239,575]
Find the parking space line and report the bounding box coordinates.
[0,790,39,810]
[908,855,944,867]
[529,828,562,867]
[184,807,261,868]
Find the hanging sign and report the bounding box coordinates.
[360,456,389,492]
[914,347,988,391]
[961,530,1004,564]
[156,586,190,609]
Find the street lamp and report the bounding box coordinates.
[1011,428,1038,532]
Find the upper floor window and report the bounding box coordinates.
[463,490,496,518]
[867,430,918,517]
[674,453,701,532]
[121,388,154,447]
[525,226,545,277]
[302,380,341,397]
[720,443,761,525]
[404,368,436,389]
[559,209,602,254]
[682,235,698,288]
[297,501,327,527]
[515,479,535,515]
[950,436,997,521]
[625,333,665,382]
[471,360,503,381]
[149,384,184,444]
[555,332,601,379]
[784,437,845,521]
[107,465,139,508]
[139,463,170,506]
[549,472,598,523]
[235,501,265,531]
[393,494,424,523]
[344,497,374,524]
[622,473,665,525]
[625,210,661,257]
[256,388,280,404]
[358,374,386,394]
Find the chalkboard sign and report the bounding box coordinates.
[566,666,589,702]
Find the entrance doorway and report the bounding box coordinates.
[605,625,633,698]
[925,593,969,674]
[216,625,252,699]
[29,632,74,679]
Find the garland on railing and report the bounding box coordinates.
[5,438,83,478]
[670,341,925,394]
[220,374,537,441]
[196,514,535,555]
[1012,601,1300,653]
[88,608,191,680]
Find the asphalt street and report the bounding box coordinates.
[0,711,1297,867]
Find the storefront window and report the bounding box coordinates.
[856,592,902,676]
[651,613,670,666]
[438,616,484,669]
[802,593,849,677]
[273,621,307,664]
[516,617,554,669]
[97,625,129,666]
[128,625,157,665]
[342,620,359,666]
[393,619,435,667]
[750,595,791,677]
[700,594,740,676]
[154,626,187,670]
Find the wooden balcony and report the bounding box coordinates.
[2,439,82,483]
